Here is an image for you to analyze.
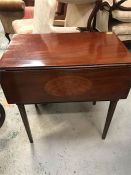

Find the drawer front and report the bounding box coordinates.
[1,67,130,104]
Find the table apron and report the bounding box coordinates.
[1,67,130,104]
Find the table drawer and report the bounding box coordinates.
[1,67,130,104]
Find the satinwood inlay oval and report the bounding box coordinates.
[44,75,92,97]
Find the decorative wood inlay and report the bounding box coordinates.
[44,75,92,97]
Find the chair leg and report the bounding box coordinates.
[102,100,118,139]
[5,33,10,42]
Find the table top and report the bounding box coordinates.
[0,32,131,70]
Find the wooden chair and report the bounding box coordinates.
[96,0,131,42]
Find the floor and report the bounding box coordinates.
[0,22,131,175]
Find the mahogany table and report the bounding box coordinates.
[0,32,131,143]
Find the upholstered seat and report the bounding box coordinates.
[112,0,131,22]
[112,23,131,35]
[12,18,33,33]
[112,0,131,41]
[112,23,131,41]
[12,5,34,34]
[112,11,131,22]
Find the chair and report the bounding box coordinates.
[12,1,67,34]
[59,0,104,31]
[95,0,112,32]
[112,0,131,42]
[0,0,35,41]
[12,0,107,34]
[96,0,131,42]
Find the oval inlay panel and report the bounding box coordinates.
[44,75,92,97]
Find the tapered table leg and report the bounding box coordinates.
[93,101,96,105]
[17,104,33,143]
[35,104,38,108]
[102,100,118,139]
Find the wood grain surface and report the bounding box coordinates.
[0,33,131,70]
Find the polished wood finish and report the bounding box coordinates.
[0,33,131,142]
[0,33,131,70]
